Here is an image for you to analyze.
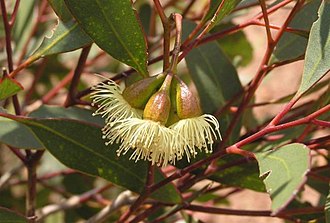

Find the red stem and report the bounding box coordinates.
[153,0,171,70]
[0,0,14,72]
[42,71,74,104]
[64,45,92,107]
[258,0,274,44]
[311,119,330,128]
[9,0,20,27]
[221,0,305,147]
[234,104,330,148]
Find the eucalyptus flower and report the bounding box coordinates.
[170,114,221,162]
[92,75,180,167]
[90,79,142,124]
[91,74,221,167]
[105,117,177,167]
[170,81,221,162]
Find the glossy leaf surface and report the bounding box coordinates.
[30,20,92,62]
[184,22,242,144]
[204,0,242,30]
[17,117,180,203]
[65,0,148,76]
[48,0,73,22]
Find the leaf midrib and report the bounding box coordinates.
[33,21,79,58]
[94,0,146,75]
[26,119,145,185]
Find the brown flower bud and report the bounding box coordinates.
[143,90,171,125]
[176,81,202,118]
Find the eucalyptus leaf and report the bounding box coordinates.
[0,105,107,150]
[285,199,324,222]
[212,23,253,67]
[297,0,330,95]
[256,143,310,214]
[48,0,73,22]
[204,0,243,30]
[184,21,242,144]
[15,117,180,203]
[29,20,92,62]
[271,0,321,63]
[12,1,36,54]
[0,207,27,223]
[0,75,23,100]
[64,0,148,77]
[210,155,265,192]
[0,116,43,149]
[138,3,152,35]
[29,105,104,126]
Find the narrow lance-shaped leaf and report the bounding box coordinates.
[184,21,242,144]
[12,1,36,54]
[0,116,43,149]
[48,0,73,22]
[271,0,321,63]
[297,0,330,95]
[210,155,265,192]
[212,22,253,67]
[0,74,23,100]
[29,20,92,63]
[204,0,243,30]
[65,0,149,77]
[256,143,310,214]
[11,117,180,203]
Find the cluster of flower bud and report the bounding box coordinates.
[91,72,221,167]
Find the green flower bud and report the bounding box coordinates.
[176,81,202,118]
[122,73,165,109]
[143,90,171,125]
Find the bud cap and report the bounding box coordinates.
[143,90,171,124]
[176,81,202,118]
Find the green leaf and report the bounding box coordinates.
[0,75,23,100]
[326,185,330,223]
[138,3,152,35]
[297,0,330,95]
[271,0,321,63]
[64,0,148,77]
[184,21,242,144]
[0,105,103,150]
[285,199,324,222]
[0,116,43,149]
[12,1,36,54]
[29,105,104,126]
[15,118,180,203]
[0,207,27,223]
[307,168,330,195]
[210,155,265,192]
[256,143,310,214]
[48,0,73,22]
[29,20,92,62]
[204,0,243,30]
[212,23,253,67]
